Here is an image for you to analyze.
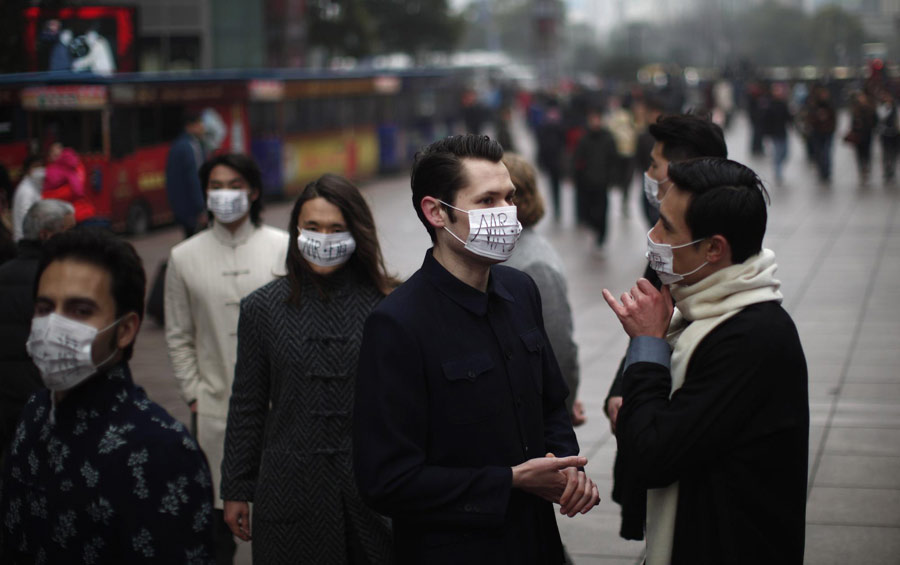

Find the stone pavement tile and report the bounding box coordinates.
[556,510,644,561]
[808,425,826,477]
[804,524,900,565]
[850,347,900,367]
[824,427,900,456]
[805,362,845,384]
[807,486,900,526]
[832,400,900,427]
[844,364,900,383]
[839,383,900,401]
[808,381,840,400]
[813,454,900,489]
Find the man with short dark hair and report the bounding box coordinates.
[0,199,75,465]
[603,158,808,564]
[353,135,599,564]
[0,228,216,563]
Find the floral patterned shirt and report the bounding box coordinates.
[0,363,215,564]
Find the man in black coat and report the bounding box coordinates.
[353,135,599,564]
[602,158,808,564]
[572,108,618,246]
[0,199,74,465]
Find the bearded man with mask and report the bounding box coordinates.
[0,228,216,563]
[164,153,288,564]
[353,135,599,565]
[603,158,809,564]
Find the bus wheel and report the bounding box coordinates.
[126,201,151,235]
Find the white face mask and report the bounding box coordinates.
[298,229,356,268]
[26,313,122,391]
[440,201,522,262]
[645,229,708,285]
[207,189,250,223]
[643,172,667,210]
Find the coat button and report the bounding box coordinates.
[467,370,475,379]
[505,351,513,360]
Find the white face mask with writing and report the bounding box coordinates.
[298,229,357,268]
[26,313,122,391]
[440,201,522,262]
[645,229,708,285]
[643,172,667,210]
[207,189,250,223]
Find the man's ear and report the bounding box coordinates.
[116,312,141,351]
[420,196,447,230]
[706,235,732,265]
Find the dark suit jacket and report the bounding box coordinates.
[353,250,579,565]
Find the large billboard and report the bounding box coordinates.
[23,6,138,74]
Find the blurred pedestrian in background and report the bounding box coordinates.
[634,96,665,228]
[536,102,567,222]
[876,89,899,183]
[165,153,289,565]
[11,155,45,242]
[805,85,837,183]
[0,199,74,468]
[0,164,14,265]
[0,228,216,563]
[760,83,794,186]
[166,112,208,239]
[573,107,618,250]
[607,95,638,217]
[495,105,516,153]
[503,153,584,426]
[221,174,397,564]
[845,90,877,185]
[42,142,101,226]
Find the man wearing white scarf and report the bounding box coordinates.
[603,158,808,564]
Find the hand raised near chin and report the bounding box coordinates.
[602,278,674,339]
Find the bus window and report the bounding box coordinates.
[138,107,160,147]
[33,111,103,155]
[0,106,27,144]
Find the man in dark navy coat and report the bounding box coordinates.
[353,135,600,564]
[165,112,207,239]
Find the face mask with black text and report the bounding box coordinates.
[440,201,522,262]
[26,313,122,391]
[297,229,356,268]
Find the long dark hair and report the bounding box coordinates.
[285,174,398,305]
[199,153,263,227]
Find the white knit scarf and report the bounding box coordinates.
[644,248,783,565]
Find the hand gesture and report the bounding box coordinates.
[602,278,674,339]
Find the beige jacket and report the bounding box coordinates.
[165,219,289,420]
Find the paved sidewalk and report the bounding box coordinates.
[127,114,900,564]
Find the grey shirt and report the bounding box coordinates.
[505,229,580,414]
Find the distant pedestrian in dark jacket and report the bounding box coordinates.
[573,108,618,247]
[221,174,397,564]
[845,90,878,184]
[0,199,74,466]
[536,104,567,221]
[805,85,837,183]
[760,83,794,185]
[876,89,900,183]
[166,112,207,238]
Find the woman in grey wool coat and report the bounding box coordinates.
[220,174,399,564]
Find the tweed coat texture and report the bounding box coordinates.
[221,271,393,564]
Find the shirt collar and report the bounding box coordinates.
[211,216,255,246]
[421,248,514,316]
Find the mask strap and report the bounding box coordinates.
[437,200,467,214]
[443,225,468,247]
[677,261,709,278]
